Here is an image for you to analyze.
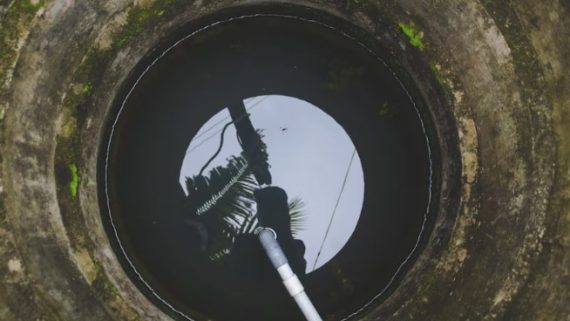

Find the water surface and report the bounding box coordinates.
[102,15,433,321]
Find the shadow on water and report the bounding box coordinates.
[100,12,435,321]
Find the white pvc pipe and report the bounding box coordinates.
[258,228,323,321]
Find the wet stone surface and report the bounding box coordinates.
[0,0,568,321]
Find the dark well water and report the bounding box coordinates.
[101,14,433,321]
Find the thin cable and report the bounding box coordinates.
[198,121,234,177]
[312,149,356,270]
[197,113,250,177]
[192,96,265,141]
[186,96,269,155]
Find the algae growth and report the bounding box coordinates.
[398,22,425,49]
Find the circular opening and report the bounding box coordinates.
[179,95,365,272]
[100,10,437,321]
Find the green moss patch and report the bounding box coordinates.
[430,63,445,86]
[398,22,425,49]
[114,1,178,49]
[13,0,45,14]
[68,163,80,198]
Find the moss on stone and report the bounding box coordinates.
[0,0,44,87]
[82,83,92,94]
[480,1,543,96]
[13,0,45,13]
[398,22,425,49]
[416,272,437,297]
[92,260,119,297]
[114,1,178,49]
[60,114,77,139]
[47,5,182,315]
[68,163,79,198]
[430,62,445,86]
[92,259,142,321]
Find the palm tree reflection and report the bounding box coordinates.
[183,152,306,265]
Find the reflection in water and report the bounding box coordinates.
[180,95,364,272]
[102,15,434,321]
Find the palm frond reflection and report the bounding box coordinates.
[184,153,305,261]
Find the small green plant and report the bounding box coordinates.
[69,163,80,198]
[0,0,45,83]
[82,83,91,94]
[398,22,425,49]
